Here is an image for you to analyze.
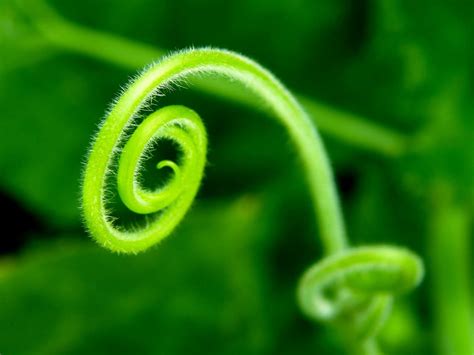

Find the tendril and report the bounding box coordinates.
[82,47,345,254]
[298,246,423,352]
[81,47,424,352]
[82,103,207,252]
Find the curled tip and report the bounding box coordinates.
[156,159,180,176]
[297,246,424,343]
[82,103,207,252]
[80,47,424,354]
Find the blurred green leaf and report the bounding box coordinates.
[0,56,127,226]
[0,198,278,354]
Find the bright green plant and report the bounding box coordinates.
[8,0,407,158]
[81,47,424,354]
[1,1,472,354]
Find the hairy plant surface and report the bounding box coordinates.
[0,1,472,354]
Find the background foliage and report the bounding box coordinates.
[0,0,472,354]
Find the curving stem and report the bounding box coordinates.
[82,48,347,254]
[81,48,424,353]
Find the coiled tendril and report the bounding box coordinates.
[81,48,424,353]
[298,246,423,353]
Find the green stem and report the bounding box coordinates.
[429,188,473,355]
[28,1,424,351]
[80,46,423,352]
[22,0,407,158]
[36,15,163,69]
[82,48,347,254]
[354,339,382,355]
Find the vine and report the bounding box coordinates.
[81,48,423,353]
[12,0,408,157]
[298,246,423,354]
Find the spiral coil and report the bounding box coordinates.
[298,246,423,349]
[81,48,424,352]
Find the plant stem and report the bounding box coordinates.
[429,187,473,355]
[23,0,408,158]
[82,48,348,254]
[357,339,382,355]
